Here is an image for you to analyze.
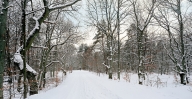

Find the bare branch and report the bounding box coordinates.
[49,0,81,11]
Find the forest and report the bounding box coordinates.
[0,0,192,99]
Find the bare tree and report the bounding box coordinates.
[87,0,116,79]
[37,16,79,89]
[87,0,129,79]
[154,0,191,85]
[128,0,157,85]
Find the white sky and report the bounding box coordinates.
[71,0,192,46]
[68,0,95,46]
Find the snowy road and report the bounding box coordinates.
[60,71,122,99]
[30,71,123,99]
[29,70,192,99]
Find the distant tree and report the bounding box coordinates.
[123,24,138,73]
[185,13,192,76]
[37,15,79,89]
[87,0,129,79]
[129,0,157,85]
[154,0,191,85]
[78,44,89,70]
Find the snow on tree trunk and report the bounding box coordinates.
[13,52,38,95]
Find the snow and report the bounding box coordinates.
[13,53,37,75]
[26,17,39,41]
[27,70,192,99]
[102,63,110,68]
[49,0,80,10]
[13,53,23,65]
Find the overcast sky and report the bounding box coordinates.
[72,0,192,46]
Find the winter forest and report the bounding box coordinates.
[0,0,192,99]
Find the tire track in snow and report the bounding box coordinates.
[80,71,123,99]
[29,71,123,99]
[63,72,87,99]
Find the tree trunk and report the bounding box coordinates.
[138,73,143,85]
[109,72,112,79]
[108,35,113,79]
[137,30,145,85]
[179,8,188,85]
[21,0,28,98]
[27,71,38,95]
[42,69,46,88]
[117,0,120,80]
[180,72,186,85]
[0,0,9,99]
[17,71,22,92]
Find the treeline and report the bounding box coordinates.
[77,0,192,86]
[0,0,192,99]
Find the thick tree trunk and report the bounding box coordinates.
[138,72,145,85]
[14,63,39,95]
[138,73,142,85]
[179,7,188,85]
[42,69,46,88]
[137,30,145,85]
[0,0,9,99]
[17,71,23,92]
[21,0,28,97]
[109,72,112,79]
[27,71,38,95]
[180,72,186,85]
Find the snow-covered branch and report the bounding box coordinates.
[31,45,48,49]
[45,61,60,67]
[49,0,81,11]
[23,0,81,52]
[27,17,40,41]
[13,53,37,75]
[102,63,110,69]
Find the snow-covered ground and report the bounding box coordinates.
[26,70,192,99]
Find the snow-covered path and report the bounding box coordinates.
[60,71,122,99]
[30,71,122,99]
[29,70,192,99]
